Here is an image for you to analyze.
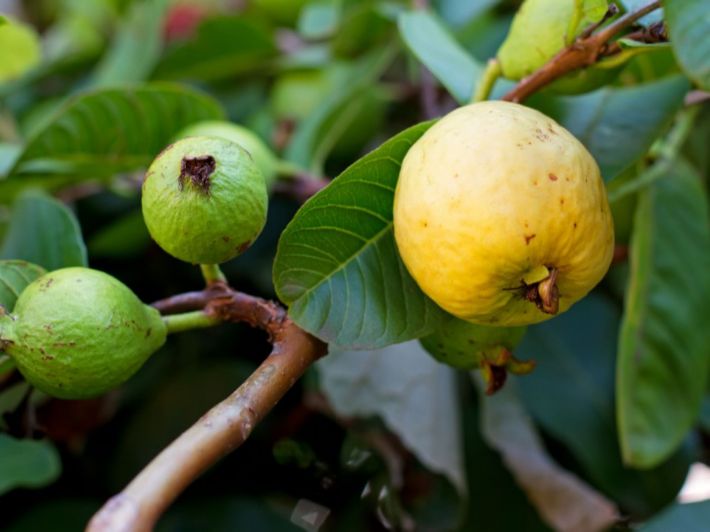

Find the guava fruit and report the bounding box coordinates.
[420,318,533,394]
[0,267,167,399]
[142,136,268,265]
[393,101,614,326]
[421,319,526,370]
[176,121,279,191]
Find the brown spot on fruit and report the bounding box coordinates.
[548,173,558,181]
[524,234,536,244]
[560,198,565,205]
[179,155,216,194]
[222,236,231,242]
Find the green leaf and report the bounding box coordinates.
[639,500,710,532]
[88,210,151,259]
[284,49,394,172]
[6,83,224,181]
[153,16,276,81]
[1,191,88,270]
[318,341,465,494]
[538,76,690,180]
[478,378,619,531]
[0,260,47,311]
[0,18,41,83]
[617,159,710,468]
[0,434,61,495]
[89,0,169,87]
[274,121,446,349]
[398,10,482,104]
[497,0,608,80]
[517,294,695,517]
[665,0,710,90]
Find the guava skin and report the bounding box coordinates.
[0,267,167,399]
[142,136,268,265]
[394,101,614,326]
[176,121,279,191]
[420,319,526,370]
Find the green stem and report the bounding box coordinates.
[164,311,222,335]
[472,59,501,103]
[200,264,226,285]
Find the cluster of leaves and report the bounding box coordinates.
[0,0,709,530]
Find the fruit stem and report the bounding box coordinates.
[200,264,226,285]
[163,310,221,335]
[274,160,305,178]
[472,58,501,103]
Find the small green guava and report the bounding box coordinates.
[420,319,526,370]
[420,318,534,394]
[142,136,268,265]
[175,121,279,191]
[0,267,167,399]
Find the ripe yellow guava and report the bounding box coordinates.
[393,101,614,326]
[0,267,166,399]
[142,136,268,265]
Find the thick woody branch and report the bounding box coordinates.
[87,287,327,532]
[502,1,661,103]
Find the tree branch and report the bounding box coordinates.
[87,286,327,532]
[502,1,661,103]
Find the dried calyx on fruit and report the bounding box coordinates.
[394,101,614,326]
[0,267,166,399]
[175,121,280,191]
[142,136,268,265]
[420,318,533,394]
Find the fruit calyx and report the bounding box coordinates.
[523,267,560,315]
[480,346,536,395]
[179,155,216,194]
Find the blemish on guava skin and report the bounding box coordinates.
[145,328,152,338]
[524,234,536,245]
[548,173,558,181]
[222,236,231,242]
[236,241,251,254]
[179,155,216,194]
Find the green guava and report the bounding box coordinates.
[0,267,167,399]
[420,319,526,370]
[420,317,534,394]
[175,121,279,191]
[142,136,268,265]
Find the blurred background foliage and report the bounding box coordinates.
[0,0,708,530]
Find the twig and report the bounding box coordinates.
[87,285,327,531]
[502,1,661,103]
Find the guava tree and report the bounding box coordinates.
[0,1,709,531]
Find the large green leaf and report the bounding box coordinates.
[318,341,465,494]
[0,434,61,495]
[640,500,710,532]
[1,191,87,270]
[284,49,394,172]
[274,121,446,349]
[617,159,710,468]
[398,10,482,104]
[6,83,224,180]
[90,0,169,87]
[664,0,710,90]
[538,76,689,180]
[0,260,46,311]
[153,16,276,81]
[517,294,694,517]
